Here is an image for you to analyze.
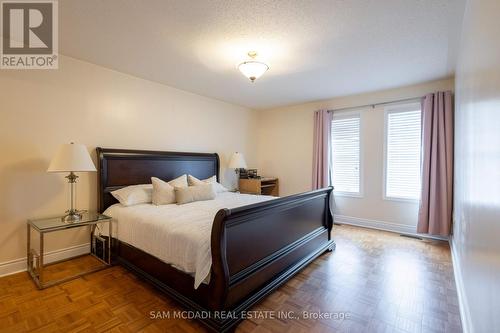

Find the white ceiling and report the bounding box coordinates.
[60,0,465,109]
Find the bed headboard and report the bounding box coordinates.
[97,148,220,212]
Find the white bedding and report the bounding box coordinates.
[103,192,275,288]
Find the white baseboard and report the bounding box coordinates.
[333,214,448,241]
[0,243,90,278]
[450,237,472,333]
[334,214,416,234]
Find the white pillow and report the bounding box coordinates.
[187,175,228,193]
[111,184,152,206]
[175,184,216,205]
[151,174,188,205]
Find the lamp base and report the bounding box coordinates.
[62,172,84,223]
[61,210,84,223]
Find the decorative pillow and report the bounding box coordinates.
[169,174,188,187]
[111,184,152,206]
[187,175,229,193]
[151,174,188,205]
[175,184,216,205]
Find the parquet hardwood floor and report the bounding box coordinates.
[0,225,462,333]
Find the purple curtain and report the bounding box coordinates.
[417,91,454,236]
[312,110,332,189]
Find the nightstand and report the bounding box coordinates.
[239,177,279,196]
[27,212,112,289]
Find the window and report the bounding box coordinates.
[331,114,361,195]
[384,104,422,200]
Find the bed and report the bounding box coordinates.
[97,148,335,332]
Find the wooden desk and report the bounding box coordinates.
[239,177,279,196]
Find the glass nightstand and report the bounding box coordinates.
[27,212,112,289]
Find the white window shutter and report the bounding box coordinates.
[385,109,422,199]
[331,115,361,194]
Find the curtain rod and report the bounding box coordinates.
[327,96,422,113]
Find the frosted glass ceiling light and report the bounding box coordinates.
[238,51,269,82]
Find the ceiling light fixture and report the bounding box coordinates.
[238,51,269,82]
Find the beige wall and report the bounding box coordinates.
[0,55,257,264]
[256,78,454,229]
[452,0,500,331]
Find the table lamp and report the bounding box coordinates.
[229,152,247,175]
[47,143,96,222]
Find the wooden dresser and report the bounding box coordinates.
[239,177,279,196]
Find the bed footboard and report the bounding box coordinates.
[209,187,334,331]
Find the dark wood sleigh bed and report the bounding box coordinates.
[97,148,335,332]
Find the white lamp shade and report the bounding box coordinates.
[47,143,96,172]
[238,61,269,82]
[228,152,247,169]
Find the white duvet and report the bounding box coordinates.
[103,192,275,288]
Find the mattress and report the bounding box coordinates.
[103,192,275,288]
